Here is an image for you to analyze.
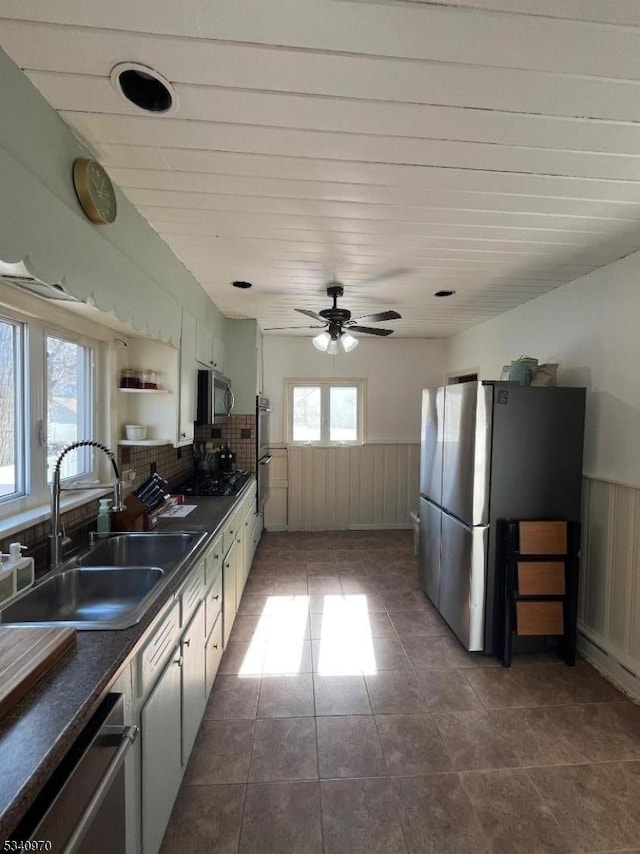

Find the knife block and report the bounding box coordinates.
[110,493,147,532]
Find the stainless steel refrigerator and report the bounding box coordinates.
[419,381,585,654]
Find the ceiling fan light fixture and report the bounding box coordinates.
[340,332,359,352]
[327,337,339,356]
[312,331,331,352]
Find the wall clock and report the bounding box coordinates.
[73,158,117,224]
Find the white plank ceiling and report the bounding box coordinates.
[2,0,640,337]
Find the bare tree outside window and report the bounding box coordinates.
[46,335,93,482]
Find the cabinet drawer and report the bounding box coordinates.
[138,600,181,697]
[222,512,240,556]
[516,601,564,636]
[205,612,223,697]
[181,560,205,626]
[205,535,223,587]
[206,570,223,638]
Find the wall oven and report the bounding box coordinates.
[256,395,272,511]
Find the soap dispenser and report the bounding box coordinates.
[0,543,34,604]
[9,542,34,594]
[97,499,112,538]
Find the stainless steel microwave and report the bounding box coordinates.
[196,370,234,425]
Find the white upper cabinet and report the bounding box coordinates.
[195,320,214,368]
[178,310,196,446]
[212,337,225,373]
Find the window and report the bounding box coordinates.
[0,317,24,502]
[0,300,99,519]
[288,379,364,444]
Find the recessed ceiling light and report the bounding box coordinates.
[232,280,253,289]
[434,290,456,297]
[110,62,178,115]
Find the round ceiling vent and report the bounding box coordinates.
[232,280,253,289]
[110,62,178,115]
[434,289,456,298]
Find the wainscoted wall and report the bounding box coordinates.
[579,475,640,699]
[287,444,420,531]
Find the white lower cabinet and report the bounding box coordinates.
[205,612,223,695]
[181,601,207,763]
[138,484,262,854]
[223,539,238,647]
[141,649,182,854]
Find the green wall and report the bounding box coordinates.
[0,47,226,345]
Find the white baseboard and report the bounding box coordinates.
[577,625,640,702]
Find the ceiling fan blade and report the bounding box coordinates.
[351,310,401,323]
[295,308,325,321]
[263,324,325,330]
[350,325,394,337]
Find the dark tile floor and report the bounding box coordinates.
[160,530,640,854]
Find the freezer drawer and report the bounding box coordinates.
[418,497,441,606]
[439,513,488,651]
[442,382,492,526]
[420,387,444,503]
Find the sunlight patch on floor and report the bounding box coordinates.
[317,594,377,675]
[238,593,377,676]
[239,595,309,677]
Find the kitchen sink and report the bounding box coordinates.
[0,566,165,629]
[0,531,207,630]
[79,532,201,569]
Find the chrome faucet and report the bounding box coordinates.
[49,440,126,570]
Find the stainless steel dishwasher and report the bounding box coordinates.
[10,693,138,853]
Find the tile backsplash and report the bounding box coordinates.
[118,443,195,494]
[195,414,257,473]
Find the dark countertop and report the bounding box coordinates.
[0,478,254,842]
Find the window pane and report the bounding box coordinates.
[47,336,92,481]
[292,386,321,442]
[330,386,358,442]
[0,319,21,499]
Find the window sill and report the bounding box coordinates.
[0,488,111,540]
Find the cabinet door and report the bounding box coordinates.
[181,601,207,763]
[212,337,225,372]
[141,651,182,854]
[223,540,237,646]
[235,528,246,611]
[205,612,224,696]
[178,310,196,445]
[195,321,214,367]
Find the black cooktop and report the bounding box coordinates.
[179,470,250,497]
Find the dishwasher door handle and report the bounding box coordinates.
[61,724,139,854]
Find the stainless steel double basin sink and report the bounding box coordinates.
[0,532,206,630]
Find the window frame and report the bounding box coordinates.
[285,377,366,446]
[0,314,25,504]
[0,302,101,520]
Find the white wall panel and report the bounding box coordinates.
[579,476,640,696]
[287,444,419,531]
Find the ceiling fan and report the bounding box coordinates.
[265,282,401,353]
